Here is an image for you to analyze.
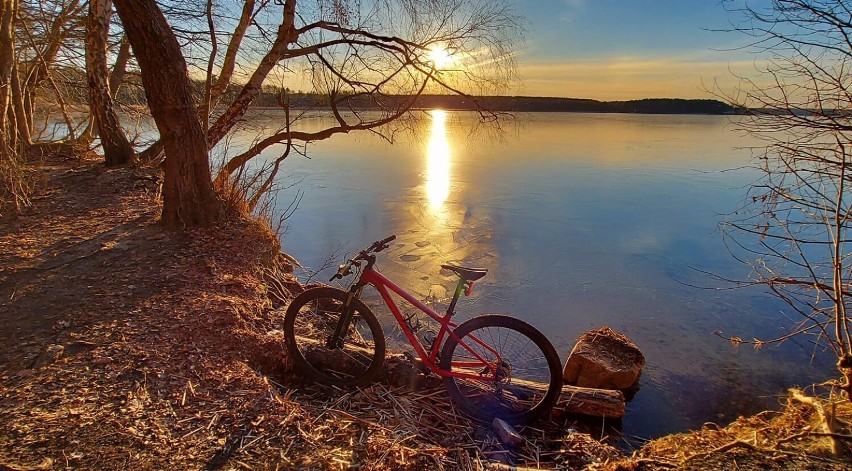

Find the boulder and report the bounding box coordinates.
[562,326,644,390]
[492,418,523,447]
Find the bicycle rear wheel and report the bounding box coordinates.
[284,287,385,386]
[440,315,563,424]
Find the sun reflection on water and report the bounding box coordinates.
[425,109,451,214]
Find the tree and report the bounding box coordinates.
[0,0,16,154]
[0,0,27,215]
[98,0,518,228]
[133,0,519,212]
[86,0,133,166]
[16,1,88,143]
[113,0,219,226]
[720,0,852,396]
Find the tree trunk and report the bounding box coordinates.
[86,0,133,166]
[108,35,131,98]
[113,0,219,227]
[79,34,131,145]
[10,59,30,148]
[138,0,295,164]
[0,0,16,158]
[207,0,255,108]
[138,139,164,164]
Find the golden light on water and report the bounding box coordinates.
[425,109,451,212]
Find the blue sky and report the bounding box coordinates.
[514,0,760,99]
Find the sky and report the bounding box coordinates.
[514,0,760,100]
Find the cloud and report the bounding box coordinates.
[516,54,768,100]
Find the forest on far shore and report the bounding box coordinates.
[48,68,737,115]
[207,88,739,114]
[38,66,734,115]
[406,95,737,114]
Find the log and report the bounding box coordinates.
[292,335,625,417]
[554,385,625,419]
[488,375,625,419]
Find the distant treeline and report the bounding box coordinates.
[279,93,738,115]
[478,96,738,115]
[48,70,736,115]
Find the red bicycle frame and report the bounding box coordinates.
[354,266,502,381]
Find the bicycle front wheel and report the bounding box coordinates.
[440,315,563,424]
[284,287,385,386]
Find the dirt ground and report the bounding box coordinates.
[1,152,851,470]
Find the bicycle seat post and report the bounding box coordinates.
[446,277,466,317]
[440,263,487,316]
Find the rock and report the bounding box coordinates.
[381,353,436,390]
[492,418,523,446]
[562,326,644,390]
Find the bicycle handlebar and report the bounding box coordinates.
[370,235,397,252]
[329,235,396,281]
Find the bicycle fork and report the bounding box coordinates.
[326,285,364,349]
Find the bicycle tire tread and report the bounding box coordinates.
[283,287,386,386]
[439,314,563,424]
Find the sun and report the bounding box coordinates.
[427,44,454,69]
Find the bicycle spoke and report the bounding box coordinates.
[441,315,562,423]
[285,287,385,386]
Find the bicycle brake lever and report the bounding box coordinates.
[329,261,352,282]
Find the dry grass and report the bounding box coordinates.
[0,150,32,217]
[601,389,852,470]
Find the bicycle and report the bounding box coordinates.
[283,235,563,423]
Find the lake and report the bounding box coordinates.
[237,111,836,441]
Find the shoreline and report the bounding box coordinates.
[0,149,848,469]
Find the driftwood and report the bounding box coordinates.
[294,335,626,418]
[487,375,625,419]
[789,388,840,455]
[554,385,625,418]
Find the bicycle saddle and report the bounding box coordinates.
[441,264,487,281]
